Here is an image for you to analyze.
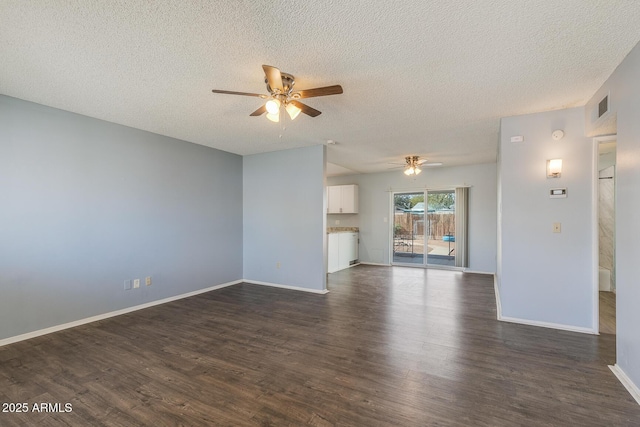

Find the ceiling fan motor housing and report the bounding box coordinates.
[266,72,295,96]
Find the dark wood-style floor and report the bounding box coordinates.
[1,266,638,426]
[599,291,616,335]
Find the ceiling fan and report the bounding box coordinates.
[389,156,443,175]
[211,65,343,122]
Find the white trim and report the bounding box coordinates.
[0,280,242,348]
[494,275,503,319]
[498,315,597,335]
[389,191,395,265]
[592,134,617,334]
[609,364,640,406]
[359,262,391,267]
[463,269,495,275]
[243,280,329,294]
[592,137,601,333]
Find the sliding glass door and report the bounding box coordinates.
[426,190,455,267]
[392,192,425,264]
[392,188,467,268]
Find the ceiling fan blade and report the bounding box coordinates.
[290,100,321,117]
[249,105,267,116]
[262,65,283,92]
[295,85,343,99]
[212,89,267,98]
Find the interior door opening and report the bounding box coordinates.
[597,137,617,335]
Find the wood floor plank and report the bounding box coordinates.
[600,291,616,335]
[1,265,639,426]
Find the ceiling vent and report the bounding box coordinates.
[598,95,609,118]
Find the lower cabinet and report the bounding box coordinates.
[328,233,341,273]
[328,232,358,273]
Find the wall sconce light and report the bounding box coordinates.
[547,159,563,178]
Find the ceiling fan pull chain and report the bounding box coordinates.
[280,105,287,137]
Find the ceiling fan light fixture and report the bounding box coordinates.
[265,99,281,115]
[403,155,424,176]
[266,112,280,122]
[285,102,301,120]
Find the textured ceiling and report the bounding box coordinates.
[2,1,640,175]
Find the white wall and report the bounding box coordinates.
[498,107,594,331]
[0,96,244,341]
[243,145,327,291]
[585,41,640,390]
[328,163,497,273]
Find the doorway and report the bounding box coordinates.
[597,137,616,334]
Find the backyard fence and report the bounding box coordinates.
[394,212,455,239]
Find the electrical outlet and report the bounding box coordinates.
[145,276,152,286]
[124,280,132,291]
[276,262,281,269]
[335,219,340,225]
[133,279,140,289]
[553,223,561,233]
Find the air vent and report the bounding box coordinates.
[598,95,609,118]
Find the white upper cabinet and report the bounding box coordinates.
[327,184,358,214]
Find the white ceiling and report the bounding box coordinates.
[2,1,640,175]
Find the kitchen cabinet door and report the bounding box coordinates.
[327,186,342,214]
[328,233,340,273]
[338,233,351,270]
[350,233,360,261]
[327,185,358,214]
[340,185,358,214]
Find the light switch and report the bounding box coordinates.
[553,223,561,233]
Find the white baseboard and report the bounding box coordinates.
[243,279,329,294]
[609,364,640,406]
[493,276,596,335]
[464,269,495,275]
[498,315,597,335]
[0,280,242,348]
[358,262,391,267]
[493,275,502,319]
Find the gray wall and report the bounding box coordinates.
[585,41,640,389]
[243,145,327,291]
[328,163,497,273]
[499,107,594,330]
[0,96,243,340]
